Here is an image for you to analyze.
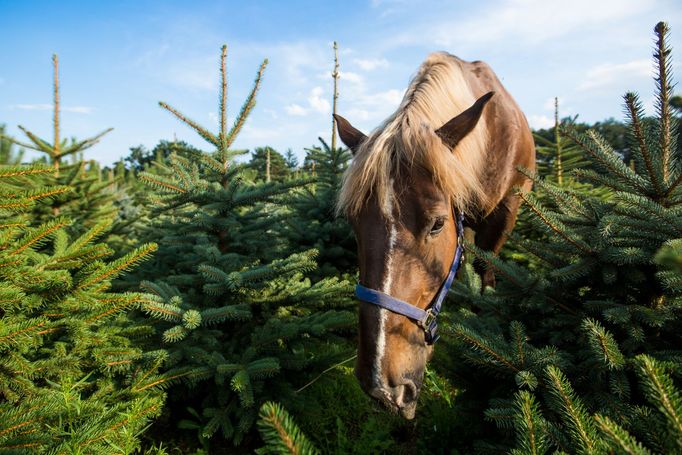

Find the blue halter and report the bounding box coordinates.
[355,209,465,344]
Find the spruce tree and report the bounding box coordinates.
[249,146,290,182]
[135,45,355,445]
[0,91,164,454]
[444,22,682,453]
[533,98,588,185]
[283,139,355,279]
[1,55,122,239]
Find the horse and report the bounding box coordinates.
[333,52,535,419]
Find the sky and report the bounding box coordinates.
[1,0,681,165]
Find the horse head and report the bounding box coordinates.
[335,90,493,419]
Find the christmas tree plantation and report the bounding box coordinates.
[134,45,356,446]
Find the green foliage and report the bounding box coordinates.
[0,124,24,164]
[257,402,320,455]
[443,21,682,453]
[125,140,203,172]
[131,44,355,447]
[282,138,356,278]
[0,118,163,453]
[0,55,129,243]
[534,98,589,185]
[249,146,291,182]
[285,366,401,455]
[0,53,166,454]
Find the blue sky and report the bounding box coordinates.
[1,0,681,165]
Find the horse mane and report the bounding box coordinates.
[337,52,489,217]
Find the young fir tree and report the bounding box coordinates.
[283,139,356,279]
[0,117,165,453]
[443,22,682,453]
[249,146,290,182]
[1,55,121,238]
[534,98,588,185]
[135,45,355,446]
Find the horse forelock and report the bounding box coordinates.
[337,52,490,218]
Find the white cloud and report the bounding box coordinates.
[12,103,52,111]
[577,59,651,91]
[528,114,554,129]
[355,89,403,107]
[263,108,279,119]
[11,104,93,113]
[339,71,363,84]
[308,87,331,114]
[354,58,389,71]
[240,124,288,143]
[346,108,371,121]
[169,66,216,91]
[369,0,411,18]
[64,106,94,114]
[240,41,330,87]
[285,103,308,116]
[431,0,654,48]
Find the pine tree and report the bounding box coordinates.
[533,98,588,185]
[133,45,355,446]
[1,55,122,238]
[0,143,164,454]
[283,139,355,279]
[444,22,682,453]
[248,146,290,182]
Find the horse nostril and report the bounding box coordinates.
[393,381,417,408]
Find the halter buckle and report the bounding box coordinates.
[418,308,436,331]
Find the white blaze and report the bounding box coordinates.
[374,181,396,388]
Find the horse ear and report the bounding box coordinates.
[435,91,494,150]
[334,114,367,155]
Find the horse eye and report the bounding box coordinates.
[430,217,445,235]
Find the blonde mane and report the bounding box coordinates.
[337,52,489,217]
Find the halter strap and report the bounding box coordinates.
[354,209,464,344]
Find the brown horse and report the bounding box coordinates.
[334,52,535,418]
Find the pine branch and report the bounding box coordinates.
[625,92,663,195]
[594,415,652,455]
[654,22,673,184]
[60,128,114,156]
[158,101,220,147]
[545,366,600,454]
[139,172,188,194]
[16,126,53,155]
[517,190,593,254]
[511,391,549,455]
[581,318,625,370]
[77,243,157,290]
[10,218,70,255]
[635,355,682,446]
[256,402,319,455]
[0,165,54,179]
[225,59,268,149]
[219,44,228,148]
